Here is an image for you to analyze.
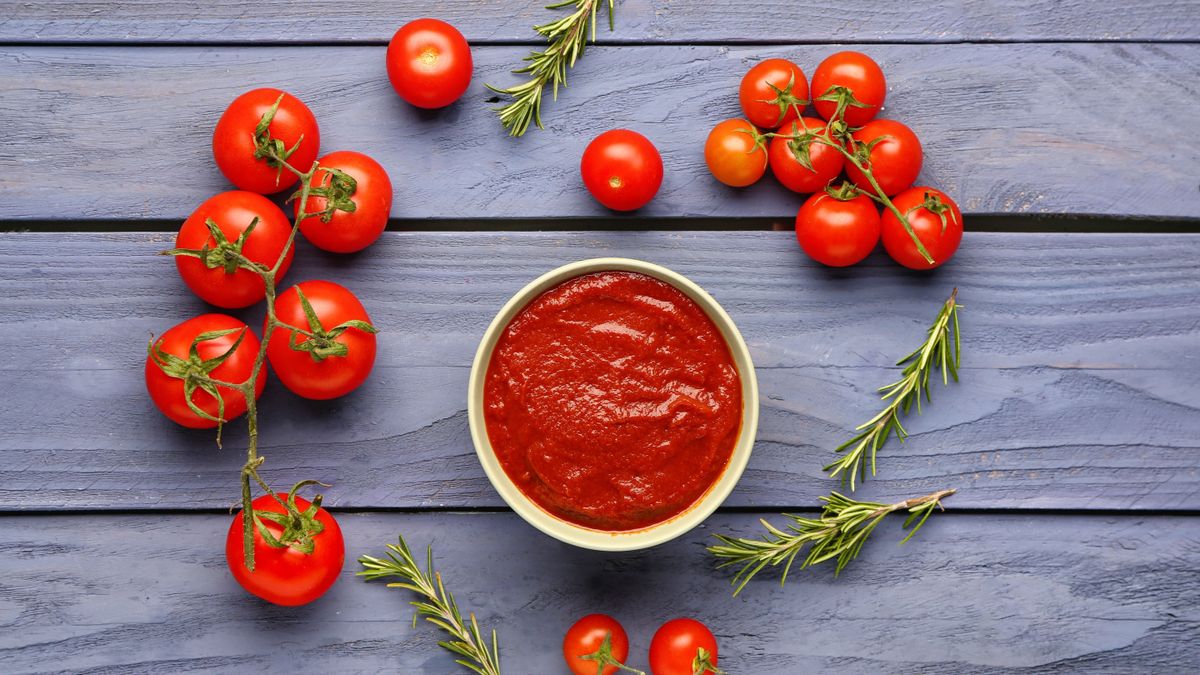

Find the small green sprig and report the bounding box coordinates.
[359,536,502,675]
[709,489,955,596]
[487,0,616,136]
[825,288,962,489]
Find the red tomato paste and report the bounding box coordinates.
[483,270,742,531]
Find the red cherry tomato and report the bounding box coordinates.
[295,151,393,253]
[563,614,632,675]
[704,118,768,188]
[386,18,472,109]
[811,51,887,127]
[738,58,809,130]
[267,280,378,400]
[580,129,664,211]
[795,190,881,267]
[145,314,266,428]
[845,119,922,197]
[882,186,964,269]
[175,191,294,308]
[649,618,720,675]
[225,492,345,606]
[212,88,320,194]
[768,117,845,194]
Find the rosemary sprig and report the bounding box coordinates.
[487,0,616,136]
[359,536,502,675]
[825,288,962,489]
[709,489,955,596]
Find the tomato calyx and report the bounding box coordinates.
[293,166,359,224]
[815,84,874,124]
[825,180,864,201]
[758,71,810,128]
[690,647,724,675]
[576,631,646,675]
[285,286,380,362]
[147,326,250,443]
[251,480,330,555]
[252,93,307,187]
[733,124,770,162]
[165,216,269,276]
[770,119,825,172]
[908,190,960,235]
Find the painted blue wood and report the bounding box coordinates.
[1,0,1197,43]
[1,44,1198,222]
[1,511,1196,673]
[2,231,1197,511]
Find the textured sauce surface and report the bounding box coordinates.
[484,271,742,531]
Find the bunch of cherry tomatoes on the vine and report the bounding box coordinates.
[146,86,397,606]
[705,51,963,270]
[565,614,723,675]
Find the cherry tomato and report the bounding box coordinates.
[704,118,768,188]
[145,314,266,428]
[267,280,378,400]
[225,491,345,606]
[649,618,720,675]
[563,614,632,675]
[175,191,294,308]
[811,51,887,127]
[294,151,393,253]
[845,119,922,197]
[768,117,845,194]
[738,58,809,130]
[795,190,881,267]
[387,18,472,109]
[580,130,664,212]
[212,88,320,194]
[882,186,964,269]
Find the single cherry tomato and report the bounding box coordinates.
[225,491,345,606]
[795,189,881,267]
[704,118,768,188]
[212,88,320,194]
[882,186,964,269]
[563,614,633,675]
[267,280,378,400]
[145,314,266,428]
[580,129,664,211]
[768,117,845,194]
[294,150,393,253]
[811,51,887,127]
[175,191,294,308]
[649,617,720,675]
[844,119,922,197]
[386,18,472,109]
[738,58,809,130]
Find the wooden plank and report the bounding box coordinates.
[1,44,1198,221]
[0,511,1196,672]
[2,231,1198,512]
[2,0,1198,43]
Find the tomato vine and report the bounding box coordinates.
[154,94,376,571]
[772,99,937,265]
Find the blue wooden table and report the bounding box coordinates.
[2,2,1199,673]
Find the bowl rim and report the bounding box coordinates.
[467,257,759,551]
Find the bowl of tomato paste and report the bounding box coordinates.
[468,258,758,551]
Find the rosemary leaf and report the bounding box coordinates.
[359,536,502,675]
[709,489,956,596]
[824,288,963,489]
[487,0,616,136]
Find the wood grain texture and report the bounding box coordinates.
[2,231,1198,512]
[0,511,1196,673]
[2,0,1198,43]
[1,44,1198,221]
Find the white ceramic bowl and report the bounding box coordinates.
[467,258,759,551]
